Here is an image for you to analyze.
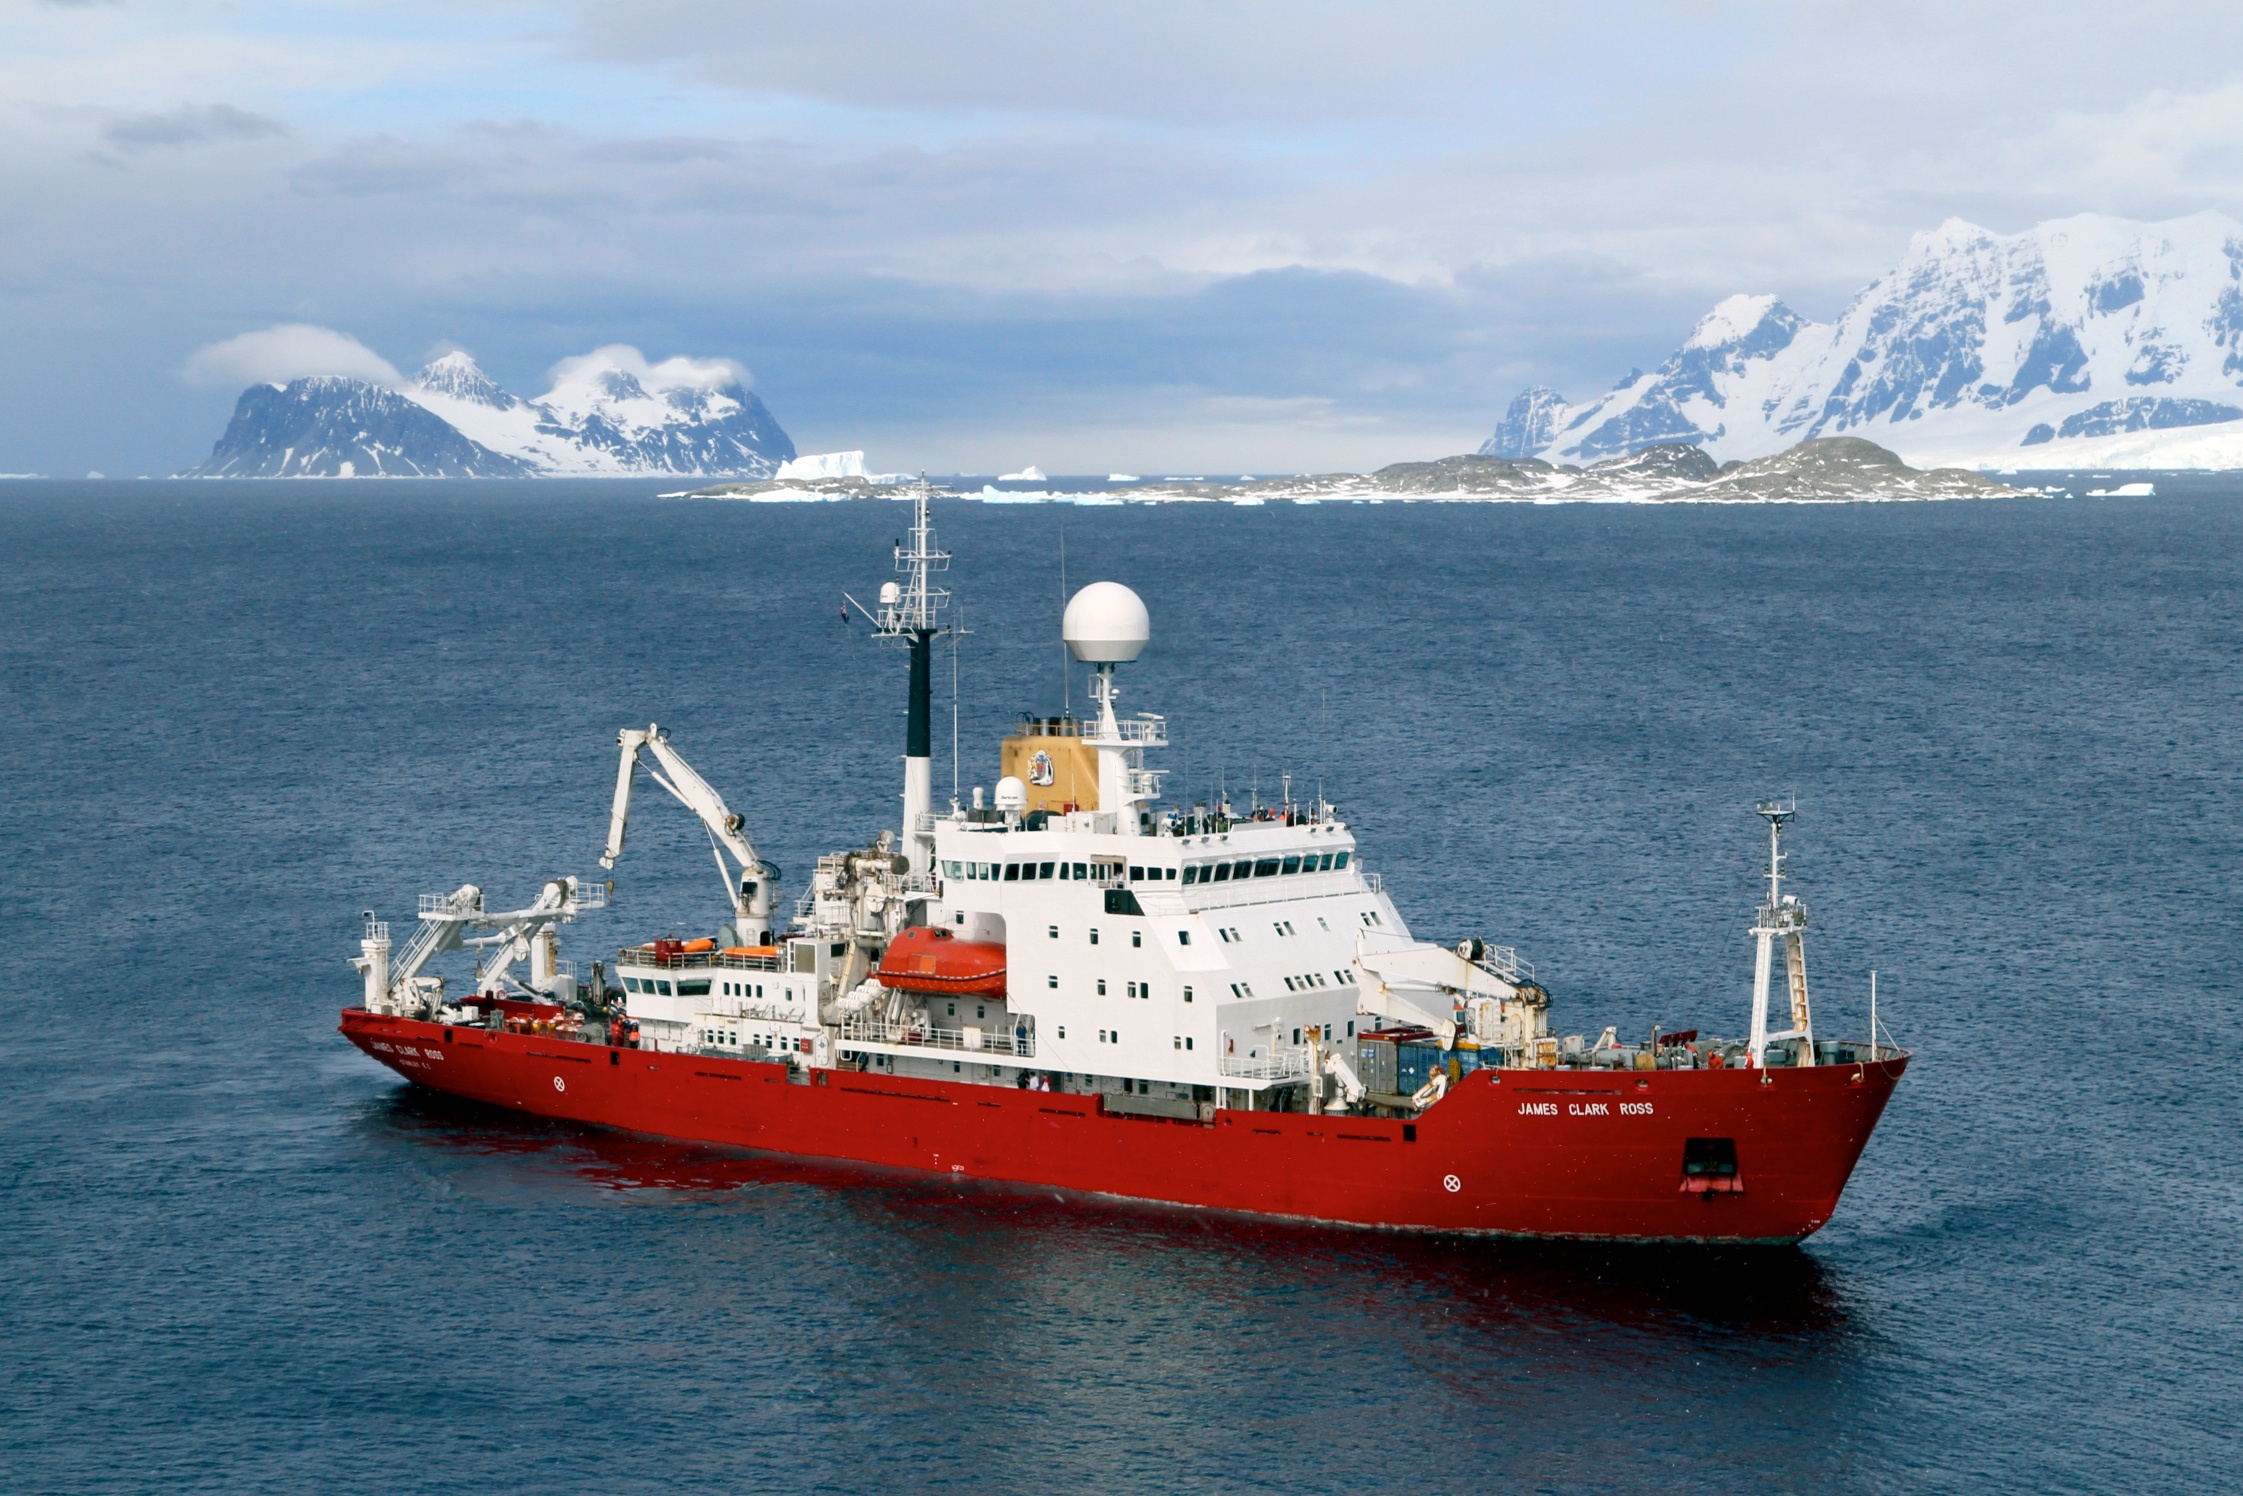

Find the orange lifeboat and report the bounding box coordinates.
[875,926,1007,998]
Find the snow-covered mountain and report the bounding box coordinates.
[185,349,795,477]
[1485,212,2243,470]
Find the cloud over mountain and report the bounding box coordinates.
[182,325,401,390]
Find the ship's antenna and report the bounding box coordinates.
[842,481,961,876]
[1869,969,1877,1059]
[1747,799,1811,1069]
[1059,521,1069,715]
[951,615,962,810]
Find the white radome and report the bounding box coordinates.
[994,776,1028,811]
[1063,581,1150,663]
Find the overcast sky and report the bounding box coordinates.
[8,1,2243,476]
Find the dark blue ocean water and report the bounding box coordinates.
[2,480,2237,1494]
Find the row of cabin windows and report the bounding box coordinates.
[625,976,709,997]
[1049,1027,1199,1050]
[1183,850,1347,885]
[946,859,1125,883]
[1289,1023,1357,1043]
[1041,926,1145,949]
[697,1027,804,1051]
[625,976,771,999]
[1284,971,1350,992]
[1046,973,1193,1004]
[942,860,1193,885]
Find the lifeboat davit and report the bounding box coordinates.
[875,926,1007,998]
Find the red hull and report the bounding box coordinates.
[340,1008,1905,1243]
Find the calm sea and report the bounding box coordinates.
[1,479,2236,1493]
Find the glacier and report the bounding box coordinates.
[1488,212,2243,471]
[184,348,795,478]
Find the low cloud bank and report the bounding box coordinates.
[182,324,401,390]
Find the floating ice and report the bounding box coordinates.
[775,451,866,480]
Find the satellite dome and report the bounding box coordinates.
[1063,581,1150,664]
[994,776,1028,811]
[879,580,901,605]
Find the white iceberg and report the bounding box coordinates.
[999,465,1045,482]
[1108,473,1139,483]
[776,450,866,480]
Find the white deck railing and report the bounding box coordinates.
[1218,1045,1313,1081]
[840,1014,1037,1057]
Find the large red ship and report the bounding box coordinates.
[343,493,1906,1242]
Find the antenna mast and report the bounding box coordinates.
[1747,800,1816,1069]
[847,484,957,876]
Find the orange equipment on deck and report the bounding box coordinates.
[875,926,1007,998]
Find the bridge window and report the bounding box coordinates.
[1072,863,1088,879]
[657,980,673,996]
[1183,866,1199,884]
[1212,864,1231,882]
[1254,859,1280,877]
[1130,865,1143,880]
[1039,862,1055,878]
[1282,855,1301,874]
[1334,851,1350,869]
[1004,863,1020,881]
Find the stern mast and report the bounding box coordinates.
[1747,800,1816,1067]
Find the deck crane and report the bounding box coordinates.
[602,725,778,946]
[353,875,604,1018]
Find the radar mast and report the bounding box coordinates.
[852,484,953,876]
